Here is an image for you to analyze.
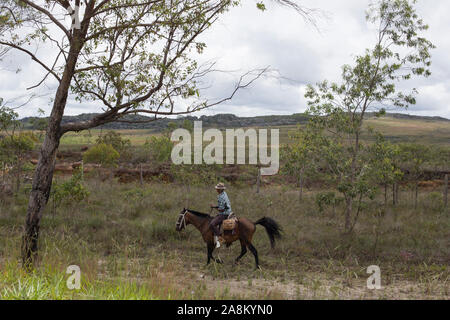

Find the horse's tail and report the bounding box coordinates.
[254,217,282,249]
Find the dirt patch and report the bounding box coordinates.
[192,270,448,300]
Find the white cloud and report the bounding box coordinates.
[1,0,449,119]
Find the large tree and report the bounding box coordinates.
[305,0,434,233]
[0,0,311,267]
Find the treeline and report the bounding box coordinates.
[19,112,449,132]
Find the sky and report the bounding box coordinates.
[1,0,449,119]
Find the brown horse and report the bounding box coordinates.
[175,208,282,269]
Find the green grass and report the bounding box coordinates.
[0,261,165,300]
[5,114,447,299]
[60,129,159,146]
[0,179,448,299]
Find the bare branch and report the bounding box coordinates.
[60,67,270,133]
[272,0,320,28]
[19,0,71,39]
[27,50,64,90]
[0,41,61,83]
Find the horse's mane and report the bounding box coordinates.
[186,209,211,218]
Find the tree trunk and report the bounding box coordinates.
[298,171,304,201]
[384,183,388,208]
[395,182,399,205]
[256,167,261,194]
[80,160,84,180]
[15,162,21,194]
[414,181,419,210]
[392,183,395,206]
[392,183,396,206]
[344,196,352,233]
[22,127,61,268]
[2,163,5,185]
[21,34,85,268]
[345,132,359,233]
[444,174,448,212]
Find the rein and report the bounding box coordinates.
[176,208,216,230]
[176,209,187,229]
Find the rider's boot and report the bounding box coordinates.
[215,236,221,248]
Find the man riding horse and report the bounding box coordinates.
[209,182,232,248]
[175,183,282,268]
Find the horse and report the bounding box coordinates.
[175,208,282,269]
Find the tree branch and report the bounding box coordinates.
[19,0,71,39]
[0,41,61,83]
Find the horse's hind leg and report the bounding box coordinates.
[235,240,247,264]
[248,243,260,269]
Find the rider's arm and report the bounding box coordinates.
[217,194,228,213]
[210,205,223,212]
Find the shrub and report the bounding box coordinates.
[426,192,444,212]
[96,131,131,160]
[83,143,120,168]
[51,168,89,214]
[315,191,343,214]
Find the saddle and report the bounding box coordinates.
[220,213,238,234]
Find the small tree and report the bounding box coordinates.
[398,143,431,209]
[0,102,20,135]
[0,104,35,193]
[281,125,321,200]
[305,0,434,233]
[428,145,450,172]
[163,122,179,138]
[367,133,403,207]
[29,109,48,141]
[181,119,194,132]
[51,167,89,215]
[145,135,174,164]
[0,134,35,193]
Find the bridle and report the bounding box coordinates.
[176,209,187,230]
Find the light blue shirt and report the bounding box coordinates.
[217,191,232,215]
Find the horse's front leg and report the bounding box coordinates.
[206,242,222,265]
[206,243,213,265]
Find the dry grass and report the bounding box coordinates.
[56,116,450,147]
[0,177,448,299]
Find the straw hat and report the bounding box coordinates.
[215,182,226,190]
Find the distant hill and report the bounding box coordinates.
[20,112,449,132]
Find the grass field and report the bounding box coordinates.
[60,129,158,146]
[0,180,448,299]
[58,116,450,148]
[1,115,448,300]
[363,117,450,145]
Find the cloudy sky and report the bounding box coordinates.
[1,0,449,119]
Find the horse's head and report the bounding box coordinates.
[175,208,188,231]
